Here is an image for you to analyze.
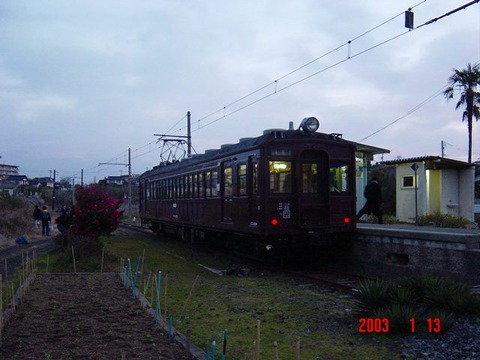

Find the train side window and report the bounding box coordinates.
[212,171,219,196]
[302,163,317,193]
[330,164,349,193]
[191,173,196,198]
[252,162,258,194]
[238,164,247,196]
[173,177,176,199]
[269,161,292,193]
[198,172,205,198]
[205,171,212,197]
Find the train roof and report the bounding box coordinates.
[140,128,389,178]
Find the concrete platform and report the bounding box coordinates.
[334,224,480,284]
[356,223,480,250]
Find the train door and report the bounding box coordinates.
[221,161,234,222]
[298,150,330,228]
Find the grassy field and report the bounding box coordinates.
[23,229,403,359]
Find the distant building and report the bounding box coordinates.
[0,163,19,179]
[383,156,475,222]
[30,177,55,189]
[103,175,129,186]
[0,174,30,196]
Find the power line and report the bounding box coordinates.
[82,1,479,180]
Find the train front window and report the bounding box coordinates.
[269,161,291,193]
[330,164,349,193]
[302,163,317,193]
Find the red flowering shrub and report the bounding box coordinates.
[72,186,124,238]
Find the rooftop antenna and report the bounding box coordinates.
[154,111,194,163]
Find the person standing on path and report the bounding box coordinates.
[41,206,52,236]
[356,177,383,224]
[33,205,42,229]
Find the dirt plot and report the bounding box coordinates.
[0,273,194,360]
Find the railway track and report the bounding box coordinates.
[119,223,366,292]
[119,223,480,296]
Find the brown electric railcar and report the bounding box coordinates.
[139,118,357,252]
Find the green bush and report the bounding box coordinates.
[353,276,480,335]
[353,279,392,316]
[372,304,420,334]
[417,212,471,228]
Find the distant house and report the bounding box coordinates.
[104,175,129,186]
[383,156,475,222]
[0,175,30,196]
[31,177,55,189]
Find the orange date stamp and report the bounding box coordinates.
[358,317,442,333]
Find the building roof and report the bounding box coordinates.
[382,156,474,170]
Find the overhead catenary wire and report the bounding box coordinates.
[358,59,480,142]
[59,1,480,181]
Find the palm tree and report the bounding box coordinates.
[443,63,480,163]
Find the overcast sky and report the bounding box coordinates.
[1,1,479,184]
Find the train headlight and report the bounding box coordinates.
[299,117,319,133]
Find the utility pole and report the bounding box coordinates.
[187,110,192,157]
[98,148,132,221]
[441,141,445,157]
[52,170,56,211]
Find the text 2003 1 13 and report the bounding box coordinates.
[358,317,442,333]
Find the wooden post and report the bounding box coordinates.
[164,274,168,320]
[180,275,199,319]
[256,320,261,360]
[140,248,146,274]
[143,271,152,296]
[0,274,3,339]
[71,246,77,273]
[4,259,7,282]
[295,336,301,360]
[273,341,279,360]
[100,247,105,273]
[46,254,49,273]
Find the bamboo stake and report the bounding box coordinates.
[155,271,162,322]
[256,320,261,360]
[21,250,25,282]
[100,247,105,273]
[164,273,168,320]
[295,336,301,360]
[221,330,228,360]
[46,254,49,273]
[3,259,6,286]
[10,283,15,313]
[180,275,199,319]
[151,274,156,309]
[140,248,145,274]
[273,341,279,360]
[143,271,152,296]
[0,275,3,339]
[71,246,77,273]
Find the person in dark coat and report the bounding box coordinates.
[357,177,383,224]
[41,206,52,236]
[32,205,42,228]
